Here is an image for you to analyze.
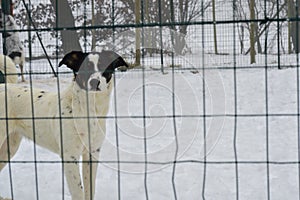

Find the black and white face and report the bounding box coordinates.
[59,51,128,91]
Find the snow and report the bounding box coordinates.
[0,1,299,198]
[0,54,299,199]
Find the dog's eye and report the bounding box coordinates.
[87,61,94,69]
[88,61,93,67]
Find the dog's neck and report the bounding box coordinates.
[67,79,113,139]
[68,78,113,116]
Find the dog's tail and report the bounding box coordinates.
[0,54,18,83]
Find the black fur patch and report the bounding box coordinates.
[0,71,5,83]
[8,52,22,60]
[59,51,128,90]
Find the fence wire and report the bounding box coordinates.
[0,0,300,200]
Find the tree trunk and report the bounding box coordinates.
[50,0,82,54]
[287,0,300,53]
[91,0,96,50]
[240,25,245,54]
[1,0,13,15]
[171,0,187,55]
[0,0,13,15]
[255,23,262,53]
[1,0,13,56]
[287,0,292,53]
[135,0,141,66]
[212,0,218,54]
[249,0,256,64]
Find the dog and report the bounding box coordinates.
[0,50,128,200]
[0,54,18,83]
[0,13,25,82]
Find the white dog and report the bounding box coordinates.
[0,13,25,82]
[0,50,128,200]
[0,54,18,83]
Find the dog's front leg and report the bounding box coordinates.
[82,151,100,200]
[64,156,84,200]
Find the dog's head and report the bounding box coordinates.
[0,14,15,31]
[59,50,128,91]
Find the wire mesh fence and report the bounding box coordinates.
[0,0,300,199]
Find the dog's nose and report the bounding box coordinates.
[90,79,101,91]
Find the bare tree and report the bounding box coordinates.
[237,0,287,56]
[212,0,218,54]
[166,0,208,55]
[1,0,13,15]
[135,0,141,66]
[287,0,300,53]
[91,0,96,50]
[250,0,256,63]
[50,0,82,54]
[119,0,208,55]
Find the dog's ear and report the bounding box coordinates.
[59,51,89,73]
[101,51,129,83]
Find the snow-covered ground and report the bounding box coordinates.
[0,52,299,199]
[0,1,298,198]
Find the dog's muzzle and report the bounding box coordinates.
[89,79,101,91]
[88,74,107,91]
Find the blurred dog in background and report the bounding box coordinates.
[0,54,18,83]
[0,12,25,82]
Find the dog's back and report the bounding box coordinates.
[0,54,18,83]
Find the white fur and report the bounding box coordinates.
[0,77,114,200]
[0,54,18,83]
[88,54,100,72]
[0,49,128,200]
